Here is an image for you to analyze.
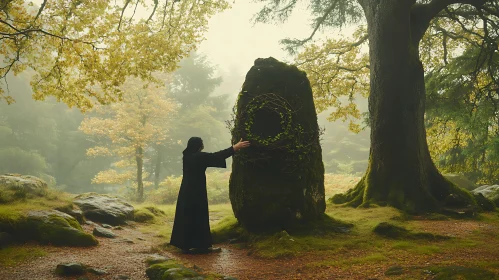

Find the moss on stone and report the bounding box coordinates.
[145,261,182,280]
[229,57,325,231]
[162,267,199,280]
[25,211,98,247]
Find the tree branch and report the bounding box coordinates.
[146,0,159,24]
[118,0,131,32]
[411,0,488,43]
[33,0,47,22]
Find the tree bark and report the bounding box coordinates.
[334,0,475,213]
[154,145,162,189]
[136,146,144,202]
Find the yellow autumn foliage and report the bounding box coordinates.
[0,0,229,110]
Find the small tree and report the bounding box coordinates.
[80,76,176,201]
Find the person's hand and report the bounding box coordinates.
[233,138,250,152]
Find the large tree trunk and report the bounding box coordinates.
[136,146,144,202]
[334,0,475,213]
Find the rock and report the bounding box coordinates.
[472,185,499,205]
[229,57,325,231]
[74,194,134,225]
[101,223,113,228]
[55,262,87,276]
[163,267,199,279]
[443,174,478,191]
[223,277,238,280]
[93,226,117,238]
[114,275,130,280]
[113,226,124,230]
[146,261,182,280]
[87,267,107,275]
[473,193,496,211]
[137,237,146,241]
[0,231,14,247]
[55,205,86,224]
[145,254,170,265]
[85,220,98,226]
[122,238,134,244]
[0,174,48,202]
[27,210,98,246]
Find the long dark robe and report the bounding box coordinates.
[169,146,234,250]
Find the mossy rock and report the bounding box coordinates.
[229,57,325,231]
[472,185,499,206]
[473,193,496,212]
[163,267,200,280]
[373,222,449,240]
[134,208,156,223]
[0,174,48,203]
[55,203,86,224]
[26,210,98,246]
[427,265,498,280]
[146,260,183,280]
[73,193,134,225]
[55,262,87,276]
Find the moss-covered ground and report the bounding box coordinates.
[2,185,499,279]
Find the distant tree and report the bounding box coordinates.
[155,53,231,179]
[80,76,176,201]
[0,0,228,110]
[256,0,499,213]
[0,74,110,190]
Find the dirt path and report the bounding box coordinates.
[1,216,499,280]
[0,223,165,280]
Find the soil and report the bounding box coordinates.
[1,216,499,280]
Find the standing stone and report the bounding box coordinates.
[229,57,325,230]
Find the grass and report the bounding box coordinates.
[0,246,47,266]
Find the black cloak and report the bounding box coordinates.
[169,139,234,250]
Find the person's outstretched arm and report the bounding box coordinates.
[199,139,250,168]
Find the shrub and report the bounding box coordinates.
[145,170,231,204]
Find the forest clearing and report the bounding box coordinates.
[1,174,498,280]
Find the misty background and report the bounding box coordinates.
[0,1,369,195]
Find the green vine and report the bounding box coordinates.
[227,93,324,172]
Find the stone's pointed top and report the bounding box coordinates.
[254,57,280,66]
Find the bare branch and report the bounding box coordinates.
[33,0,47,22]
[146,0,159,24]
[118,0,131,32]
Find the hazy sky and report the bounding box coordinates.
[198,1,319,74]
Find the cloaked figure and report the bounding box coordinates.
[169,137,250,253]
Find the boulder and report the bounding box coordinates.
[55,204,86,224]
[0,174,47,202]
[0,231,14,248]
[26,210,98,246]
[229,57,325,231]
[93,226,117,238]
[74,194,134,225]
[444,174,477,191]
[145,254,171,265]
[55,263,87,276]
[472,185,499,205]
